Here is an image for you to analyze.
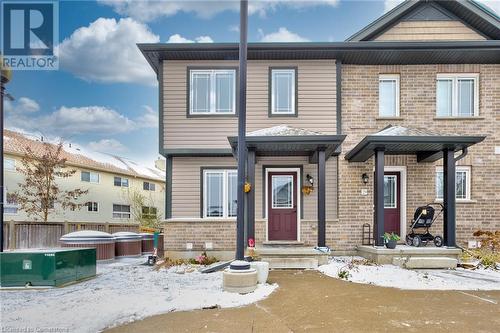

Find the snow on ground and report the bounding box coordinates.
[1,257,277,333]
[318,256,500,290]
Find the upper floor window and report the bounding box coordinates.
[81,171,99,183]
[203,169,237,218]
[189,69,236,115]
[436,74,478,117]
[435,166,471,201]
[379,74,399,117]
[85,201,99,212]
[114,176,129,187]
[270,68,296,116]
[4,158,15,172]
[143,181,155,191]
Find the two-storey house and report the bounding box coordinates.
[140,0,500,260]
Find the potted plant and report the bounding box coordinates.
[383,232,400,249]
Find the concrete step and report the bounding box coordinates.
[256,246,328,269]
[393,256,458,269]
[261,257,319,269]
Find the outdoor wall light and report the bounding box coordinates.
[302,174,314,196]
[362,173,369,184]
[306,174,314,185]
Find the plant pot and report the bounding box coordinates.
[249,261,269,284]
[385,240,397,249]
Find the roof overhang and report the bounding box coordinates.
[138,40,500,75]
[345,135,486,163]
[228,135,346,163]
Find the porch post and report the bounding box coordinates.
[443,148,456,247]
[374,149,385,246]
[317,149,326,247]
[246,149,256,243]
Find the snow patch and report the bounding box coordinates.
[2,257,277,333]
[319,256,500,290]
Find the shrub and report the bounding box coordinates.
[338,269,350,280]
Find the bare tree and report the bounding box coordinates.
[14,141,88,222]
[129,189,162,229]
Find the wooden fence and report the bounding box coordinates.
[2,221,149,250]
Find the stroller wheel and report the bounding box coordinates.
[412,235,422,247]
[434,236,443,247]
[405,235,413,246]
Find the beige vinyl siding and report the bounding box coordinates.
[171,156,337,220]
[163,60,337,149]
[375,20,487,41]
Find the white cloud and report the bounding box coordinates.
[5,97,40,114]
[259,27,309,42]
[57,17,159,86]
[99,0,339,22]
[229,24,239,33]
[384,0,500,14]
[88,138,128,153]
[166,34,214,43]
[136,105,158,128]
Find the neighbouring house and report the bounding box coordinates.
[139,0,500,261]
[4,130,165,224]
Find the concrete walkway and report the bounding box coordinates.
[108,270,500,333]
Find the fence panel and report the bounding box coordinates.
[2,223,9,250]
[15,223,64,249]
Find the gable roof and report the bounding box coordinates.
[4,130,164,181]
[346,0,500,42]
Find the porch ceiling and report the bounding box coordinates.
[345,125,485,162]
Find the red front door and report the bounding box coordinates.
[268,172,297,241]
[384,172,401,235]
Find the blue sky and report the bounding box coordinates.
[4,0,498,165]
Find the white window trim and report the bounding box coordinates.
[143,181,155,191]
[378,74,400,117]
[114,176,129,187]
[202,169,237,219]
[383,174,397,209]
[271,69,296,115]
[112,204,131,219]
[435,166,471,201]
[189,69,236,115]
[81,171,100,184]
[4,187,19,215]
[4,158,16,172]
[86,201,99,213]
[436,73,479,117]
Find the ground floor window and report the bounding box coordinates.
[113,204,131,218]
[202,169,237,218]
[5,190,18,215]
[142,206,157,219]
[435,166,471,201]
[85,201,99,212]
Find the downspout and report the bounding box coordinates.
[454,147,468,162]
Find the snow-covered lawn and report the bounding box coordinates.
[319,257,500,290]
[1,257,277,333]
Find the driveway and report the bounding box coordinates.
[108,270,500,333]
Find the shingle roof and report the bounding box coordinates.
[372,125,446,137]
[247,125,325,137]
[4,130,163,181]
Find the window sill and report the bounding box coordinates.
[434,199,477,204]
[376,117,403,120]
[433,117,484,120]
[187,113,237,118]
[164,218,236,223]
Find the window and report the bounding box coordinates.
[81,171,99,183]
[203,169,237,218]
[435,166,471,201]
[143,182,156,191]
[112,204,131,219]
[4,158,15,171]
[5,190,18,215]
[85,202,99,212]
[142,206,158,219]
[271,175,293,208]
[270,68,296,116]
[114,176,129,187]
[189,69,236,115]
[379,74,400,117]
[436,74,479,117]
[383,175,397,208]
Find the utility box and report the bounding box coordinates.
[0,248,96,287]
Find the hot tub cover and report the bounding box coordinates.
[60,230,114,242]
[112,232,141,240]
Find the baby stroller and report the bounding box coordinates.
[405,203,444,247]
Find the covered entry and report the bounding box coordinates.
[228,125,345,247]
[346,125,485,247]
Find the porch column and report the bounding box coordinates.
[246,149,256,243]
[443,148,456,247]
[317,149,326,247]
[374,149,385,246]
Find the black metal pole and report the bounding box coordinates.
[0,79,4,252]
[317,149,326,247]
[443,148,456,247]
[236,0,248,261]
[374,149,385,246]
[246,149,255,243]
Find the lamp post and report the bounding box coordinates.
[1,63,12,252]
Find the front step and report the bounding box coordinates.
[256,246,329,269]
[394,256,458,269]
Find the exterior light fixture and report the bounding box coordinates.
[302,174,314,196]
[306,174,314,185]
[362,173,369,184]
